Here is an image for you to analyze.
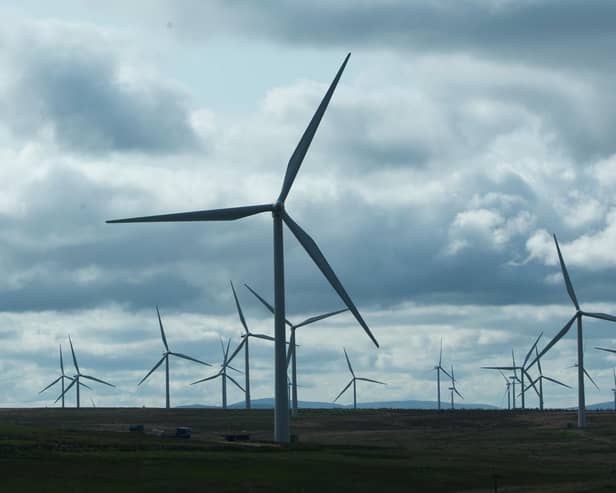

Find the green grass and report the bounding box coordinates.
[1,408,616,492]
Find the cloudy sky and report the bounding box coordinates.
[2,0,616,409]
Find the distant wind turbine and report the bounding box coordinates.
[499,370,511,410]
[226,281,274,409]
[192,338,245,409]
[523,346,571,411]
[138,306,211,409]
[433,338,452,410]
[107,53,379,442]
[529,234,616,428]
[482,349,535,409]
[244,282,347,415]
[39,345,75,408]
[448,365,463,410]
[333,348,385,409]
[56,335,115,408]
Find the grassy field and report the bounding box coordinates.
[1,408,616,492]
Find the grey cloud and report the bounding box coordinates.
[2,25,198,155]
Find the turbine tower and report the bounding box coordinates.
[107,53,379,442]
[244,283,347,415]
[192,338,245,409]
[529,234,616,428]
[39,345,75,408]
[433,338,452,410]
[448,365,463,410]
[333,348,385,409]
[56,335,115,408]
[138,306,211,408]
[227,281,274,409]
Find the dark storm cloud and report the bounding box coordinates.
[2,25,198,154]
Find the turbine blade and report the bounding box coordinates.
[333,379,354,402]
[585,312,616,323]
[295,308,348,329]
[481,366,517,371]
[107,204,273,224]
[527,314,577,368]
[356,377,386,385]
[226,364,243,374]
[138,356,166,385]
[553,234,580,310]
[244,284,293,327]
[39,376,62,394]
[79,381,93,390]
[170,352,211,367]
[583,368,600,390]
[225,338,232,362]
[192,372,222,385]
[278,53,350,203]
[439,366,452,379]
[226,338,247,365]
[156,306,169,351]
[543,376,572,389]
[439,338,443,367]
[523,332,543,368]
[59,345,64,375]
[498,370,509,384]
[55,378,76,403]
[343,348,355,377]
[536,347,543,375]
[512,350,517,370]
[68,335,80,373]
[595,346,616,354]
[226,374,246,393]
[250,333,275,341]
[454,388,464,399]
[81,374,115,387]
[522,368,539,395]
[286,330,295,368]
[230,281,249,334]
[283,211,378,347]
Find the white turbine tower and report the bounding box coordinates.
[448,365,463,410]
[433,338,452,410]
[107,53,378,442]
[138,306,211,408]
[192,338,245,409]
[56,335,115,408]
[39,345,76,408]
[227,281,274,409]
[333,348,385,409]
[244,283,347,416]
[530,234,616,428]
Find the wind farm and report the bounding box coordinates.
[5,2,616,491]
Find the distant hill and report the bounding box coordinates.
[177,398,497,410]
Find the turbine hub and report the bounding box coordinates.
[272,200,284,215]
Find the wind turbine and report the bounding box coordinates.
[523,347,571,410]
[433,338,452,410]
[56,335,115,408]
[244,282,347,415]
[39,345,75,408]
[226,281,274,410]
[529,234,616,428]
[138,306,211,409]
[107,53,379,442]
[333,348,385,409]
[499,370,511,410]
[448,365,463,410]
[192,338,245,409]
[595,348,616,411]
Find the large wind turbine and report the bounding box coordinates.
[107,53,378,442]
[333,348,385,409]
[192,338,245,409]
[433,338,452,410]
[56,335,115,408]
[529,234,616,427]
[244,283,347,415]
[39,345,75,408]
[226,281,274,409]
[448,365,463,410]
[138,306,211,409]
[523,347,571,410]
